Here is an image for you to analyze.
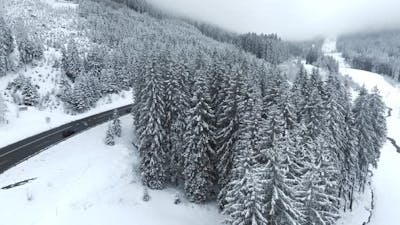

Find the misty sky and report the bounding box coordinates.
[147,0,400,40]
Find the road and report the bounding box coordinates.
[0,104,133,174]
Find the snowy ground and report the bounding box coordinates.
[323,38,400,225]
[0,115,222,225]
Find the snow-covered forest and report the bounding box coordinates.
[0,0,393,224]
[337,30,400,81]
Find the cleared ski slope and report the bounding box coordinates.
[323,39,400,225]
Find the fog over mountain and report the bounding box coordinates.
[147,0,400,40]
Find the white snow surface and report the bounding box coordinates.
[323,38,400,225]
[0,116,222,225]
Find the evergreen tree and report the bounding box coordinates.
[0,94,7,124]
[222,93,268,225]
[183,74,215,202]
[136,56,168,189]
[260,76,304,225]
[367,87,387,151]
[17,32,43,64]
[22,81,39,106]
[352,86,375,191]
[84,45,105,76]
[223,166,268,225]
[263,106,304,225]
[112,109,122,137]
[165,59,190,184]
[301,138,340,225]
[0,16,13,76]
[62,39,83,82]
[66,74,102,112]
[216,65,241,188]
[323,74,348,202]
[291,65,309,122]
[105,123,115,146]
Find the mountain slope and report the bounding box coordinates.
[324,38,400,225]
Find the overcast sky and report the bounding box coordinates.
[147,0,400,40]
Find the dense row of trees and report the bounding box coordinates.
[305,46,339,73]
[57,0,325,114]
[73,1,388,224]
[337,30,400,81]
[1,1,388,224]
[102,0,291,65]
[133,46,387,224]
[236,33,289,65]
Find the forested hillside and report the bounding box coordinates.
[0,0,389,225]
[337,30,400,81]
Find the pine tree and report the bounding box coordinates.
[84,45,105,76]
[367,87,387,152]
[216,65,241,188]
[17,32,43,64]
[0,16,13,76]
[67,75,101,112]
[206,55,226,181]
[222,93,269,225]
[62,39,82,82]
[136,55,168,190]
[323,74,348,203]
[300,136,340,225]
[22,81,39,106]
[303,87,325,139]
[291,65,309,122]
[183,74,215,203]
[223,166,268,225]
[0,94,7,124]
[261,78,304,225]
[352,86,375,191]
[112,109,122,137]
[166,59,190,185]
[105,123,115,146]
[336,79,359,210]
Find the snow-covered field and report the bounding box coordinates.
[324,38,400,225]
[0,115,222,225]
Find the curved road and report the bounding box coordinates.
[0,104,133,174]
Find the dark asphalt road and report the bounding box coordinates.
[0,104,133,174]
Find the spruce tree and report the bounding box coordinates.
[291,65,309,122]
[0,16,13,76]
[183,74,215,203]
[161,52,191,185]
[352,86,375,191]
[62,39,82,82]
[216,65,241,188]
[136,56,168,190]
[323,74,348,201]
[261,78,304,225]
[112,109,122,137]
[105,123,115,146]
[337,79,359,210]
[300,136,340,225]
[222,93,268,225]
[367,87,387,152]
[263,106,304,225]
[0,94,7,124]
[22,81,39,106]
